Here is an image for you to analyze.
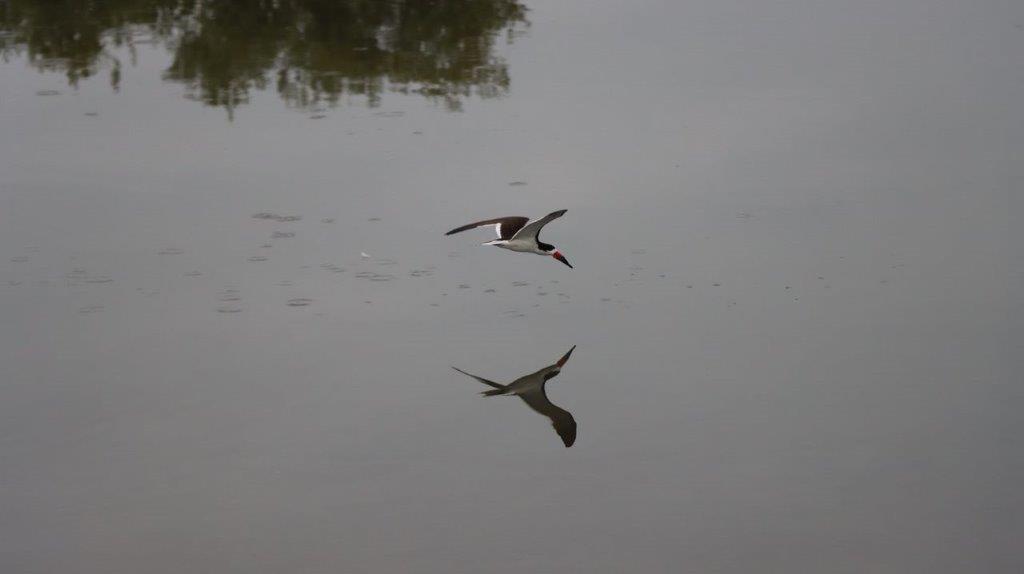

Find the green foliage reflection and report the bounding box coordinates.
[0,0,528,112]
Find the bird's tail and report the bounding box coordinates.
[481,388,508,397]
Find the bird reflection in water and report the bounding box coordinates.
[453,346,577,447]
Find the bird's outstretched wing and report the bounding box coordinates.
[510,209,568,243]
[451,366,506,391]
[445,217,529,240]
[517,386,577,447]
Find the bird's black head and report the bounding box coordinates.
[540,242,572,268]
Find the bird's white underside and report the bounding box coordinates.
[483,239,548,255]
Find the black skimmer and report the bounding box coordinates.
[452,346,577,447]
[445,209,572,268]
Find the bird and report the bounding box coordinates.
[452,346,578,447]
[445,209,572,268]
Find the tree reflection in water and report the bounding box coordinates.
[0,0,528,114]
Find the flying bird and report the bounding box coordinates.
[452,346,578,447]
[445,209,572,268]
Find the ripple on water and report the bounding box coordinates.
[271,231,296,239]
[287,298,313,307]
[10,256,29,262]
[247,256,269,262]
[252,212,303,222]
[218,288,241,302]
[355,271,395,282]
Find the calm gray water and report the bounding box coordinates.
[1,1,1021,572]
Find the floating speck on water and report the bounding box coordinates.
[7,280,24,286]
[712,283,721,287]
[512,281,529,287]
[83,276,113,284]
[271,231,295,239]
[409,268,433,277]
[817,276,825,280]
[658,274,666,278]
[261,243,273,248]
[217,306,243,314]
[287,298,313,307]
[600,297,612,302]
[430,303,440,307]
[631,249,646,255]
[508,181,527,186]
[185,270,203,277]
[84,112,99,117]
[158,248,184,255]
[310,114,326,120]
[36,89,61,96]
[367,217,382,222]
[484,288,496,293]
[321,218,336,224]
[686,285,693,289]
[458,284,471,289]
[412,131,423,135]
[785,286,791,290]
[247,256,268,262]
[537,291,548,296]
[360,252,372,259]
[276,280,293,287]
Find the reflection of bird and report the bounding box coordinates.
[445,209,573,268]
[452,346,577,447]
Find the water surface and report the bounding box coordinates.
[1,1,1021,572]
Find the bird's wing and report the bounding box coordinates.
[517,385,577,447]
[451,366,506,391]
[509,209,568,243]
[445,216,529,240]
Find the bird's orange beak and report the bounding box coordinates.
[552,251,572,268]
